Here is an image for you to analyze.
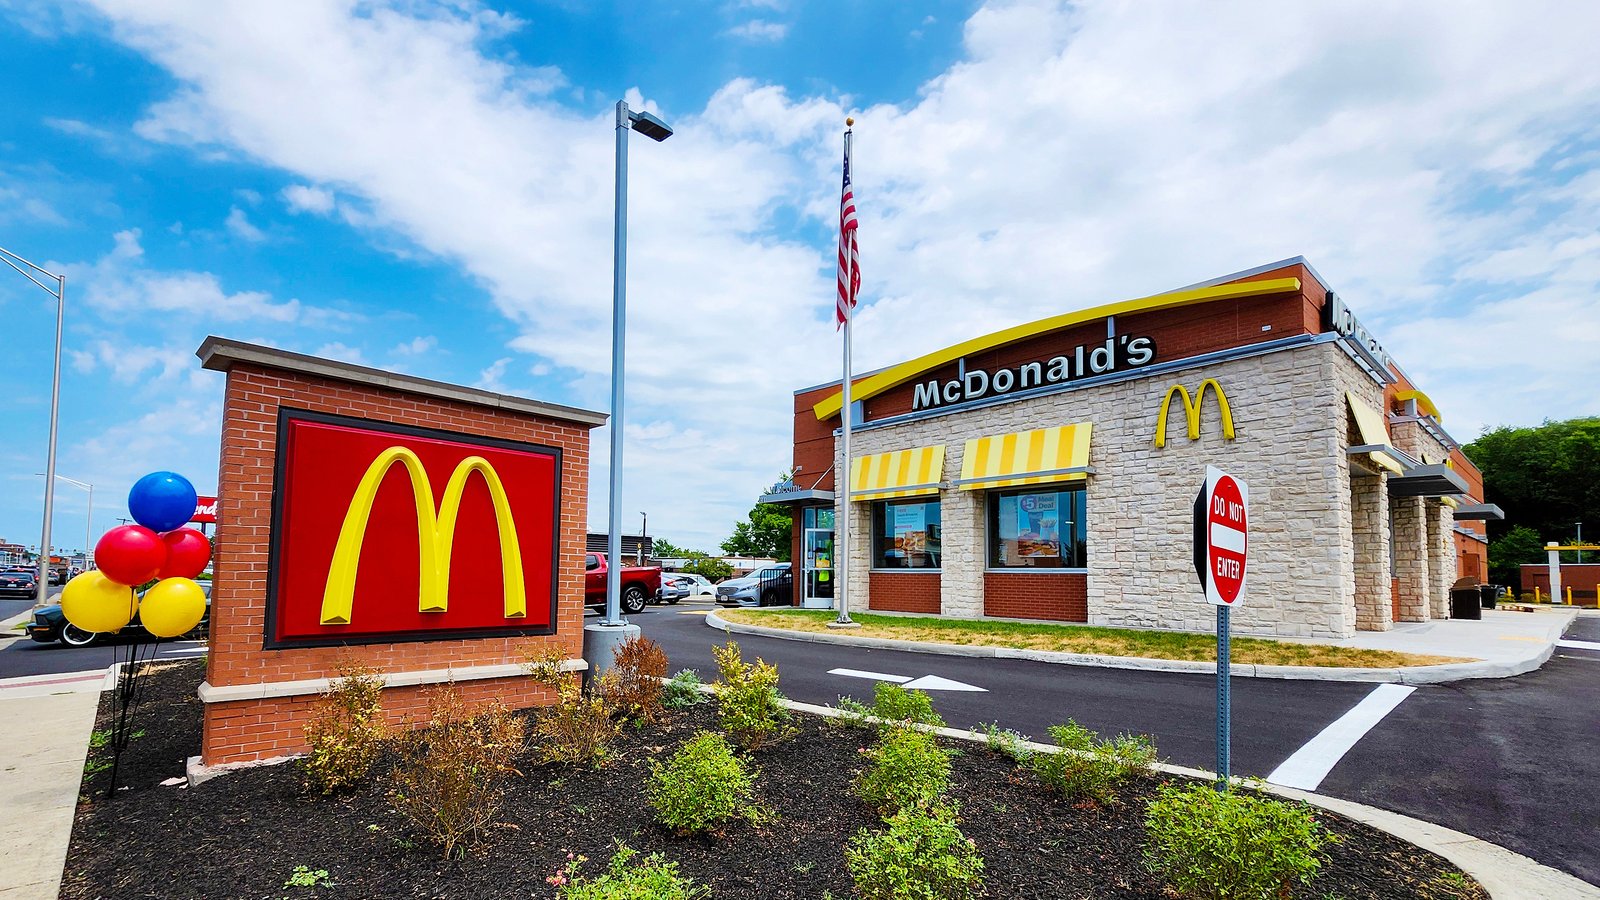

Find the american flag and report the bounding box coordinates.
[835,137,860,328]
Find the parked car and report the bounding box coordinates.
[0,569,38,598]
[715,563,793,607]
[583,553,662,616]
[24,582,212,648]
[655,575,691,605]
[671,573,717,596]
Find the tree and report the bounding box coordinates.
[721,501,792,562]
[1488,526,1545,587]
[1464,417,1600,543]
[681,554,733,581]
[650,538,696,559]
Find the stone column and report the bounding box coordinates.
[1392,495,1430,622]
[1350,473,1392,631]
[940,487,985,618]
[1427,502,1455,617]
[843,497,871,613]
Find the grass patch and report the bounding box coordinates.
[719,609,1471,668]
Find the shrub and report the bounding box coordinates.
[846,803,984,900]
[1144,783,1330,900]
[1029,720,1156,806]
[662,669,709,709]
[525,650,620,767]
[854,726,953,815]
[976,722,1034,765]
[870,683,944,729]
[603,635,668,722]
[302,666,386,794]
[711,641,795,750]
[551,844,708,900]
[388,686,526,858]
[648,731,764,834]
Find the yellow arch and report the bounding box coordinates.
[319,447,528,626]
[1154,379,1235,449]
[1393,389,1441,422]
[812,276,1300,420]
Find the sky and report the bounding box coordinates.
[2,0,1599,558]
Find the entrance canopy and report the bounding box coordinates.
[955,423,1094,491]
[1388,463,1471,497]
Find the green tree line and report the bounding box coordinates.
[1463,417,1600,584]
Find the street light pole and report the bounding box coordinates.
[39,474,93,569]
[639,511,647,565]
[1,244,67,607]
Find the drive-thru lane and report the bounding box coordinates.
[636,604,1600,887]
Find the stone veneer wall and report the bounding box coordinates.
[1392,496,1431,622]
[837,340,1379,639]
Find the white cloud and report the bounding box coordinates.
[474,357,511,392]
[79,0,1600,545]
[725,19,787,42]
[66,228,303,322]
[315,342,368,365]
[281,183,336,215]
[224,205,265,241]
[393,335,438,356]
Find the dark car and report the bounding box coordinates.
[0,569,38,598]
[25,582,212,648]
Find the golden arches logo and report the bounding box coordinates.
[1154,379,1235,449]
[320,446,527,626]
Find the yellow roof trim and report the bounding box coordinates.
[1393,389,1441,422]
[813,276,1302,420]
[957,423,1092,491]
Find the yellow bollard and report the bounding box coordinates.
[1567,586,1573,605]
[1535,586,1542,603]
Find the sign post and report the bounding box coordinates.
[1194,464,1248,787]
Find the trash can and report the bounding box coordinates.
[1479,584,1500,610]
[1450,586,1483,620]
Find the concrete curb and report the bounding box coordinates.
[755,691,1598,899]
[705,608,1560,684]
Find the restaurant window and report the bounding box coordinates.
[871,499,941,569]
[987,486,1087,569]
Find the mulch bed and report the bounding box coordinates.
[61,661,1485,899]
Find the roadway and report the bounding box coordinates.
[634,599,1600,887]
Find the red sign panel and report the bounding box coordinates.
[1198,465,1248,607]
[191,496,218,524]
[265,408,561,648]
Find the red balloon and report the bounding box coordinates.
[159,528,212,579]
[95,525,167,586]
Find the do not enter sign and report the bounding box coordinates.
[1193,465,1249,606]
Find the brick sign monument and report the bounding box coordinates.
[194,337,605,766]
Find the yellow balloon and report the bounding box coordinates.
[139,577,207,638]
[61,571,138,634]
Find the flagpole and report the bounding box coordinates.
[833,121,858,628]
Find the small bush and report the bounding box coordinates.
[870,683,944,729]
[854,726,953,815]
[712,641,795,750]
[1144,782,1330,900]
[1029,720,1156,806]
[846,803,984,900]
[551,844,708,900]
[648,731,764,834]
[388,686,526,858]
[525,651,621,767]
[976,722,1034,765]
[662,670,709,708]
[302,666,386,794]
[604,635,668,722]
[834,695,875,729]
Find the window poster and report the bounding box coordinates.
[1013,492,1060,559]
[893,503,928,554]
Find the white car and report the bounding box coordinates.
[670,573,717,596]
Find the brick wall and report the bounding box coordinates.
[868,571,941,614]
[983,572,1087,622]
[203,362,593,765]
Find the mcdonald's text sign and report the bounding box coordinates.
[266,409,561,648]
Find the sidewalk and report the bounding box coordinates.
[708,605,1579,683]
[0,617,104,900]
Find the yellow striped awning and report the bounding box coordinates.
[956,424,1093,491]
[850,445,946,500]
[1345,391,1404,475]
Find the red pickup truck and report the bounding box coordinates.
[584,553,662,615]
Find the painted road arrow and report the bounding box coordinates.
[827,668,986,692]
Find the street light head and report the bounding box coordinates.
[629,110,673,142]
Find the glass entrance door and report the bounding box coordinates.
[802,527,836,608]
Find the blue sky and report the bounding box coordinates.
[2,0,1599,557]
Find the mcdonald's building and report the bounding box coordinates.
[763,258,1500,639]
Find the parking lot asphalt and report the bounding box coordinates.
[633,603,1600,887]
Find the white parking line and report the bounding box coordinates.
[1266,683,1415,791]
[1556,639,1600,651]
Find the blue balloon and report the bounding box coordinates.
[128,471,198,533]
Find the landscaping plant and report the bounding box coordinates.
[388,686,527,858]
[711,640,795,750]
[854,725,954,815]
[846,803,985,900]
[525,650,621,767]
[837,683,946,732]
[603,635,669,722]
[662,669,709,709]
[648,731,765,834]
[1030,720,1156,806]
[549,844,708,900]
[301,665,386,794]
[1144,782,1331,900]
[976,722,1034,765]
